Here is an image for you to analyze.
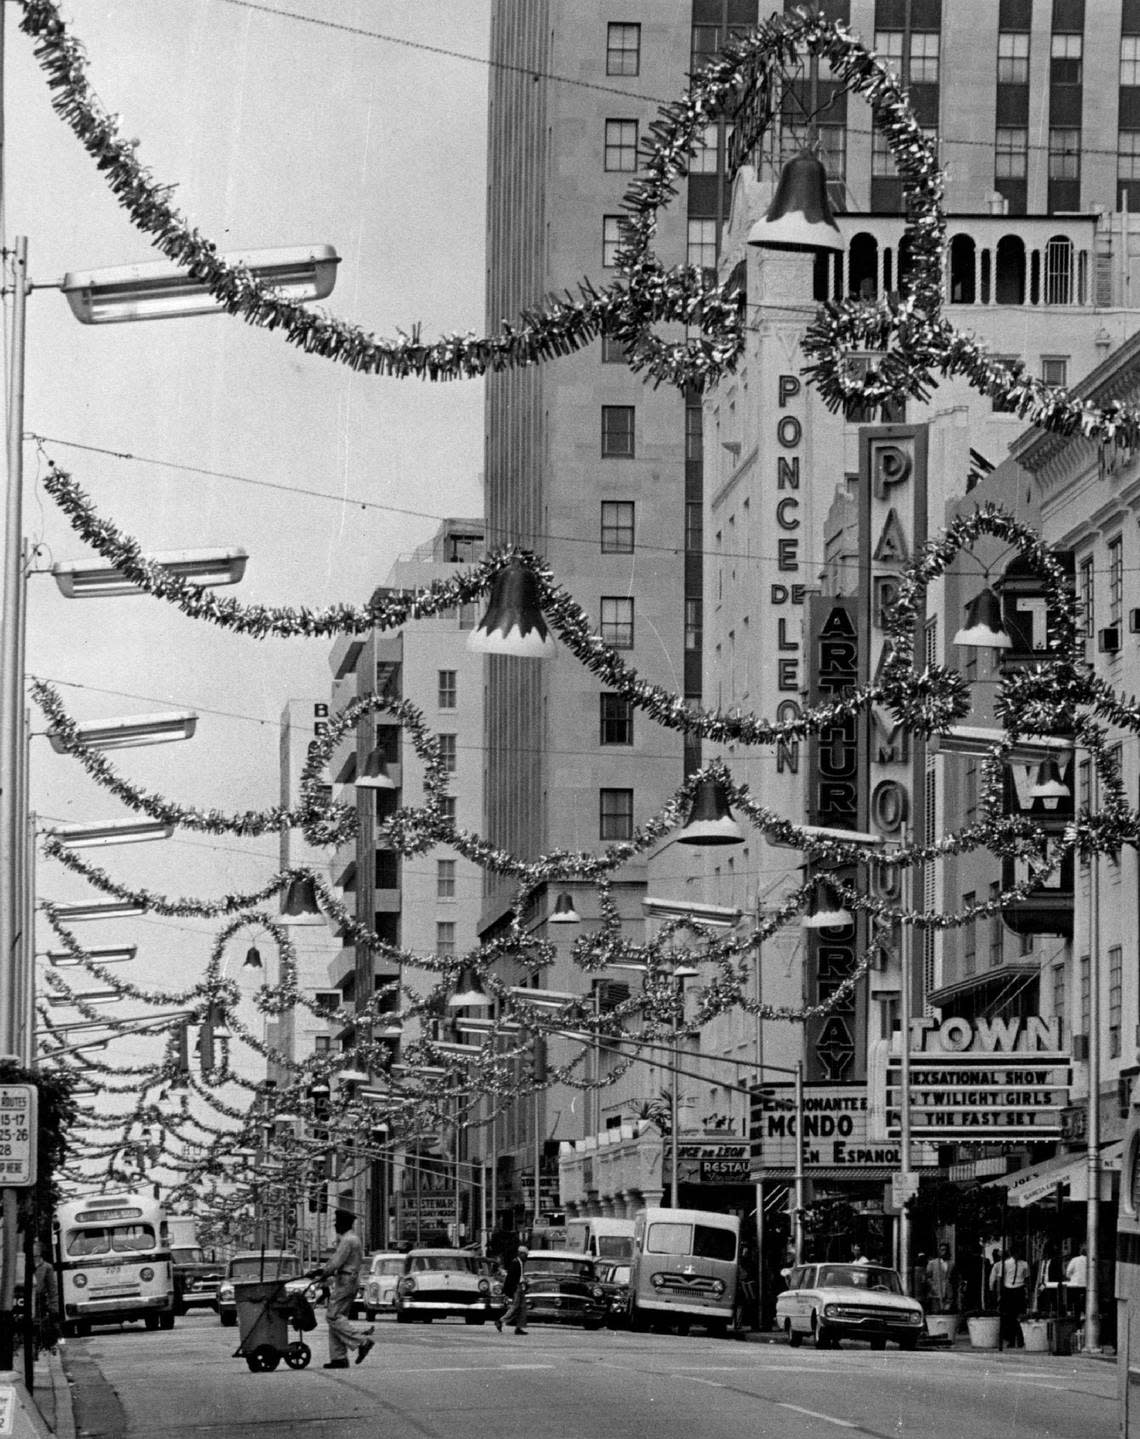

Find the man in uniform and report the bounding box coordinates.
[313,1208,374,1369]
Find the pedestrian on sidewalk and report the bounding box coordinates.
[925,1244,958,1314]
[497,1245,528,1334]
[992,1247,1029,1348]
[312,1209,374,1369]
[1065,1245,1088,1320]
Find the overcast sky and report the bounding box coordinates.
[7,1,490,1070]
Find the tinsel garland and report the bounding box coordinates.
[21,2,1140,440]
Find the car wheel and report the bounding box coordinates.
[464,1315,485,1326]
[582,1316,605,1331]
[144,1314,160,1331]
[870,1337,886,1350]
[786,1320,803,1349]
[159,1312,175,1331]
[673,1318,691,1337]
[220,1311,237,1328]
[396,1310,413,1323]
[705,1319,728,1338]
[628,1300,649,1333]
[812,1314,834,1350]
[898,1334,919,1351]
[75,1321,91,1338]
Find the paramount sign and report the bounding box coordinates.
[868,1015,1071,1142]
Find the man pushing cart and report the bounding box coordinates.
[309,1208,375,1370]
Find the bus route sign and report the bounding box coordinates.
[0,1086,37,1187]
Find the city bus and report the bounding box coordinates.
[628,1207,741,1336]
[54,1190,176,1336]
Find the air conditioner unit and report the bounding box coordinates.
[1098,625,1121,653]
[1129,608,1140,633]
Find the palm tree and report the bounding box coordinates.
[627,1089,673,1134]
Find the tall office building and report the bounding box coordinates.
[485,0,1140,1230]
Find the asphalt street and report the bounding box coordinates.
[57,1310,1121,1439]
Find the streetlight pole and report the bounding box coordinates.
[793,1058,805,1265]
[1085,762,1102,1352]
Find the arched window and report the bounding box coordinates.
[1044,235,1074,304]
[949,234,976,303]
[995,235,1026,304]
[847,232,879,299]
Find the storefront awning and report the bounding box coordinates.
[983,1142,1122,1207]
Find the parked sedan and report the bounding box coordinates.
[775,1262,924,1350]
[521,1250,607,1330]
[217,1251,311,1327]
[394,1249,504,1324]
[594,1260,632,1328]
[355,1251,405,1320]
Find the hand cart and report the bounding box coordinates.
[232,1277,318,1372]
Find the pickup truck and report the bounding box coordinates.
[171,1245,224,1315]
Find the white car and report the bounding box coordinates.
[355,1251,405,1320]
[775,1262,924,1350]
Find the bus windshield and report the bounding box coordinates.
[644,1221,737,1263]
[65,1223,156,1256]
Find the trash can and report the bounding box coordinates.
[1051,1317,1078,1356]
[235,1279,289,1358]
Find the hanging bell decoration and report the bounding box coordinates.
[549,891,581,924]
[242,944,263,970]
[952,586,1012,648]
[279,873,324,925]
[1029,757,1071,807]
[468,559,557,657]
[354,745,396,790]
[447,967,488,1010]
[677,777,745,846]
[747,150,843,252]
[802,877,853,929]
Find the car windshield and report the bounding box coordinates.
[65,1223,156,1256]
[410,1255,478,1273]
[817,1265,902,1293]
[229,1256,299,1280]
[596,1236,633,1259]
[373,1258,404,1276]
[525,1256,595,1279]
[171,1246,207,1264]
[644,1222,736,1262]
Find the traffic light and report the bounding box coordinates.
[199,1001,227,1071]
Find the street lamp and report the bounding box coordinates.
[44,945,135,967]
[48,818,174,847]
[60,245,340,324]
[51,549,248,598]
[46,711,198,751]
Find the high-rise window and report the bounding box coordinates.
[438,669,457,709]
[871,128,895,175]
[1053,963,1066,1029]
[687,218,718,272]
[599,693,633,745]
[1041,355,1069,387]
[1079,953,1091,1036]
[962,892,977,974]
[603,215,628,268]
[1048,128,1080,180]
[601,406,635,457]
[437,858,456,899]
[1120,131,1140,190]
[606,22,640,76]
[874,30,904,73]
[910,31,940,83]
[685,402,703,462]
[1109,945,1123,1058]
[1125,35,1140,84]
[691,24,721,72]
[995,128,1028,178]
[438,733,457,773]
[684,597,702,651]
[1109,534,1124,624]
[600,596,634,648]
[1050,32,1082,85]
[690,123,718,173]
[601,334,628,364]
[989,882,1003,966]
[436,921,456,957]
[599,787,634,839]
[1044,236,1073,303]
[600,500,635,553]
[1080,554,1095,637]
[685,501,703,551]
[440,795,457,824]
[604,119,639,172]
[998,31,1030,83]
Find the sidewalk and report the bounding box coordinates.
[25,1347,76,1439]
